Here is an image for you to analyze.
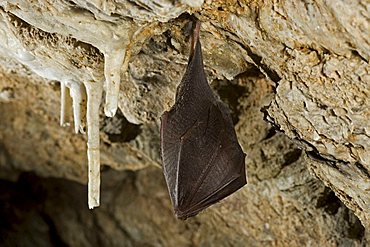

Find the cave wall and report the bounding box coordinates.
[0,0,369,245]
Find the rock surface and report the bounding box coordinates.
[0,0,369,245]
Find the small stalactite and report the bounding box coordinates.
[68,82,86,134]
[60,81,71,127]
[68,81,84,134]
[61,81,87,133]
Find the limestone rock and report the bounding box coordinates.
[0,0,369,245]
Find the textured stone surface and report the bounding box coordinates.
[0,0,369,245]
[0,167,366,246]
[0,64,367,246]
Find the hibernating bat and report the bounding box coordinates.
[160,20,247,219]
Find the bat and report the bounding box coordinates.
[160,20,247,219]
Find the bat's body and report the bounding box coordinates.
[160,21,247,219]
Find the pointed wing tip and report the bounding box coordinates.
[173,172,247,220]
[174,208,199,220]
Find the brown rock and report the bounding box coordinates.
[0,0,368,245]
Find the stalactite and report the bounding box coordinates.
[103,49,126,118]
[67,82,85,134]
[2,9,146,209]
[60,81,68,126]
[68,81,84,133]
[84,80,103,209]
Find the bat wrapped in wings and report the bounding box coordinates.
[160,21,247,219]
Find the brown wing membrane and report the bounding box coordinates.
[160,20,247,219]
